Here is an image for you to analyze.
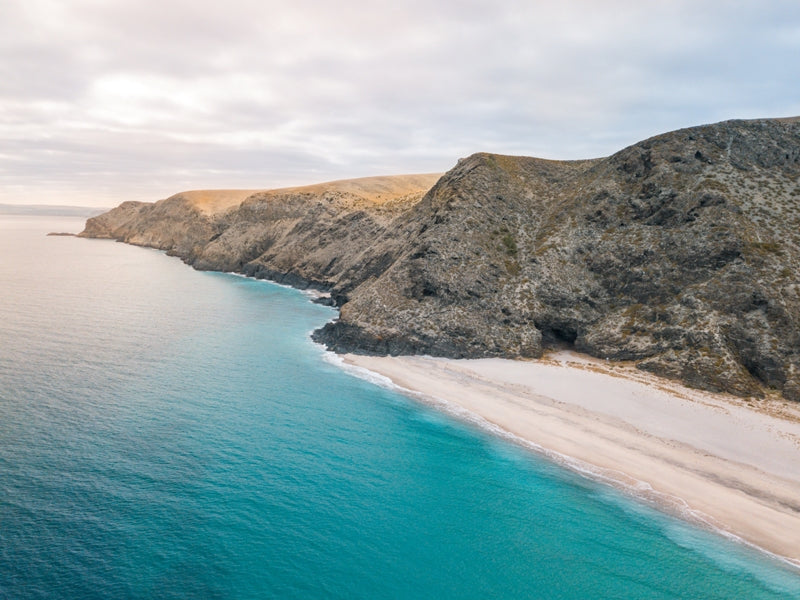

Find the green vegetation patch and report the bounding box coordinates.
[501,233,518,256]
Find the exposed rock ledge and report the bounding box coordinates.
[80,118,800,401]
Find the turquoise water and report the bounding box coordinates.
[1,215,799,599]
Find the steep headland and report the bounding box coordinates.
[80,118,800,401]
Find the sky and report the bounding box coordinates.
[2,0,799,207]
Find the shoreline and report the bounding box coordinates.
[70,236,800,568]
[340,351,800,568]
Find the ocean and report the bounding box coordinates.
[1,215,799,599]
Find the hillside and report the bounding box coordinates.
[80,118,800,401]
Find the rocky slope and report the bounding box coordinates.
[80,118,800,401]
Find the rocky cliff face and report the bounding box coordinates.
[81,118,800,401]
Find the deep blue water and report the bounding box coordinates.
[1,215,799,599]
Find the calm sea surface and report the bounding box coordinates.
[1,215,799,599]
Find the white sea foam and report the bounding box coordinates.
[322,351,400,392]
[300,288,332,301]
[222,270,329,295]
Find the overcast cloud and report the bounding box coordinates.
[2,0,799,206]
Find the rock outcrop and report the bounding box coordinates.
[80,118,800,401]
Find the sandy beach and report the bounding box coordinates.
[342,352,800,566]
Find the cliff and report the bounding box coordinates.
[80,118,800,401]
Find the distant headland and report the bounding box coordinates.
[1,204,107,217]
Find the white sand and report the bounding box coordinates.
[342,352,800,566]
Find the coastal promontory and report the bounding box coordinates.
[81,118,800,401]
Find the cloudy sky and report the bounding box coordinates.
[2,0,799,207]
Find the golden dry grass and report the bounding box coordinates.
[174,173,443,215]
[263,173,443,205]
[175,190,267,215]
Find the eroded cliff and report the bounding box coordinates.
[81,118,800,400]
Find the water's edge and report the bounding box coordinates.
[325,352,800,573]
[218,260,800,574]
